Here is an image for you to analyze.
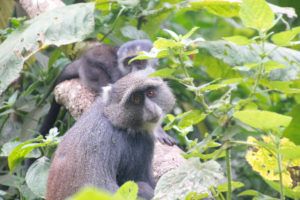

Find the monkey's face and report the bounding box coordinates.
[103,71,175,133]
[117,39,157,76]
[119,57,157,75]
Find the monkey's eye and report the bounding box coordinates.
[146,88,156,98]
[123,57,134,67]
[132,60,147,68]
[130,93,144,105]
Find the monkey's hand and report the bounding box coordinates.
[154,126,176,146]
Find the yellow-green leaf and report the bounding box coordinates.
[233,110,292,131]
[271,27,300,46]
[223,35,252,45]
[264,60,286,73]
[239,0,274,32]
[178,110,207,129]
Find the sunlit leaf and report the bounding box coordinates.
[115,181,138,200]
[264,60,286,73]
[283,105,300,145]
[246,136,300,189]
[149,68,176,79]
[154,38,181,49]
[223,35,251,45]
[272,27,300,46]
[185,191,209,200]
[8,137,45,171]
[217,181,244,192]
[239,0,274,32]
[233,110,292,131]
[178,110,207,129]
[69,187,116,200]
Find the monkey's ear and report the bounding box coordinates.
[101,85,112,104]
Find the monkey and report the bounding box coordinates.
[46,71,176,200]
[40,40,175,145]
[39,43,119,136]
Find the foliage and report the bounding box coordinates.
[1,0,300,200]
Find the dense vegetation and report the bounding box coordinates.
[1,0,300,199]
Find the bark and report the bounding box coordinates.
[18,0,65,18]
[54,79,186,180]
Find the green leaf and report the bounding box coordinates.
[188,0,295,19]
[197,41,300,81]
[264,60,286,73]
[189,0,240,17]
[182,27,199,40]
[163,29,180,41]
[178,110,207,129]
[185,192,209,200]
[265,179,300,199]
[261,80,300,94]
[223,35,252,46]
[217,181,244,192]
[271,27,300,46]
[238,189,260,197]
[239,0,274,32]
[8,137,45,171]
[25,157,50,198]
[153,159,225,200]
[154,38,181,49]
[283,105,300,145]
[233,110,292,131]
[69,187,116,200]
[280,146,300,160]
[120,25,148,40]
[115,181,138,200]
[0,3,95,95]
[149,68,176,79]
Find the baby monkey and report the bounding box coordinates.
[46,71,176,200]
[40,40,175,145]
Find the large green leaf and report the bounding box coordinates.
[0,3,95,95]
[188,0,295,18]
[240,0,274,32]
[283,105,300,145]
[8,137,45,171]
[272,27,300,46]
[233,110,292,131]
[197,41,300,81]
[153,159,224,199]
[25,157,50,198]
[114,181,138,200]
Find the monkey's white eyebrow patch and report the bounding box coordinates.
[102,85,112,104]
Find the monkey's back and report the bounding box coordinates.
[46,99,154,200]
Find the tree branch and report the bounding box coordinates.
[18,0,65,18]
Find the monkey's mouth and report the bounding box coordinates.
[147,116,160,123]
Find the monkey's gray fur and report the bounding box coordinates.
[46,71,175,200]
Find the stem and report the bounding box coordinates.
[225,147,232,200]
[250,32,267,97]
[177,53,210,112]
[99,7,125,42]
[276,139,285,200]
